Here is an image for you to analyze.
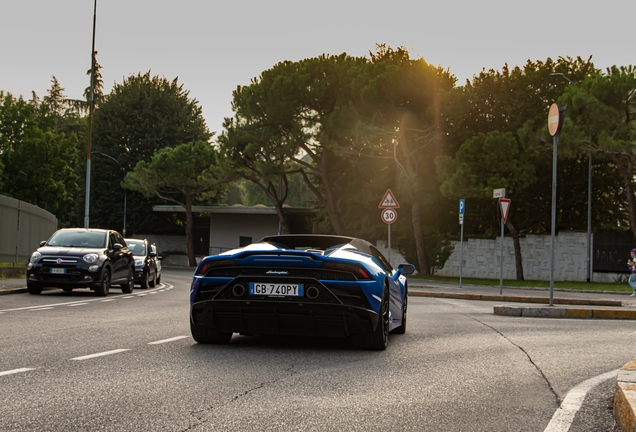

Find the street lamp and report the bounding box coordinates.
[84,0,97,229]
[550,72,592,283]
[91,152,127,237]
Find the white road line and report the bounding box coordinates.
[0,286,165,312]
[137,293,147,297]
[149,292,157,295]
[71,349,130,361]
[0,368,35,377]
[544,369,619,432]
[30,307,54,311]
[68,303,88,307]
[148,336,188,345]
[101,299,115,302]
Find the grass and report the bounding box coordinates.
[410,274,633,293]
[0,262,20,267]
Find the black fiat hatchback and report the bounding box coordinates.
[26,228,134,296]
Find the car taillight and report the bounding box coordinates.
[196,259,236,276]
[321,262,371,279]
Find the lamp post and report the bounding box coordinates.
[550,73,592,283]
[84,0,98,228]
[91,152,127,237]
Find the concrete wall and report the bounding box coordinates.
[436,232,592,282]
[0,195,57,264]
[209,213,279,255]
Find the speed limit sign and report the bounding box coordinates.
[381,208,397,224]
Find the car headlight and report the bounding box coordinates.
[135,259,144,267]
[83,254,99,264]
[30,252,42,263]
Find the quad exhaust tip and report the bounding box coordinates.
[306,286,319,299]
[232,284,246,297]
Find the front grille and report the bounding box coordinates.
[203,267,356,281]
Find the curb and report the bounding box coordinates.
[493,305,636,320]
[409,291,622,307]
[615,360,636,432]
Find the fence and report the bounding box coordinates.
[0,195,57,264]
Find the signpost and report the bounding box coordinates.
[494,190,510,295]
[548,103,567,306]
[459,199,465,288]
[379,189,400,264]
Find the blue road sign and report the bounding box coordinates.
[459,199,465,215]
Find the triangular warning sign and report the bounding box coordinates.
[379,189,400,208]
[499,198,511,223]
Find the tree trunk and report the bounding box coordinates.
[505,219,524,280]
[185,194,196,267]
[609,154,636,238]
[411,203,430,274]
[319,150,346,235]
[274,202,290,234]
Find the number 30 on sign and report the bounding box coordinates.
[381,208,397,224]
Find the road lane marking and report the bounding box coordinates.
[0,368,35,377]
[543,369,619,432]
[137,294,147,297]
[149,292,157,295]
[122,296,134,299]
[31,307,54,311]
[68,303,88,307]
[148,336,188,345]
[71,349,130,361]
[0,286,165,312]
[101,299,115,302]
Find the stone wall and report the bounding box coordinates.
[436,232,591,281]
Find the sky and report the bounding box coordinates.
[2,0,635,136]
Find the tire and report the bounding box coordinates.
[140,270,149,289]
[149,270,156,288]
[156,273,161,284]
[190,319,233,344]
[351,284,389,350]
[95,269,111,297]
[27,282,43,295]
[120,266,134,294]
[391,285,407,335]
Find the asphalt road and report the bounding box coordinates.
[0,268,628,431]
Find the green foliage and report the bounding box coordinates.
[0,90,80,225]
[90,72,211,234]
[123,141,227,265]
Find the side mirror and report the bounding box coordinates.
[113,243,123,251]
[397,263,416,275]
[39,241,47,247]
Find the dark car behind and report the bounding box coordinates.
[26,228,134,296]
[125,238,162,289]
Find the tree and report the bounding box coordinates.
[351,45,455,274]
[91,72,211,234]
[560,66,636,237]
[436,57,622,279]
[0,91,80,224]
[123,141,227,266]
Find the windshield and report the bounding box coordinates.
[126,241,146,256]
[47,230,107,248]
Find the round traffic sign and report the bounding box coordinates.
[381,208,397,224]
[548,103,560,136]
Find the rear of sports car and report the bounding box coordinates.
[189,243,388,348]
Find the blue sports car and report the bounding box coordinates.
[189,234,415,350]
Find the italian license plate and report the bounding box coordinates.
[50,268,66,274]
[250,282,304,297]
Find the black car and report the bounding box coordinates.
[125,238,162,289]
[26,228,134,296]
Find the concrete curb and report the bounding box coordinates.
[615,360,636,432]
[493,305,636,320]
[409,291,622,307]
[0,287,26,295]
